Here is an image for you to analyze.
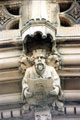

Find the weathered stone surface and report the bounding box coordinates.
[35,109,51,120]
[3,111,11,119]
[0,0,80,119]
[66,106,74,115]
[12,109,20,118]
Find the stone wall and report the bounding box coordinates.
[0,0,80,104]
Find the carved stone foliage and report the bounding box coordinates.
[19,54,34,73]
[65,1,80,23]
[19,51,61,73]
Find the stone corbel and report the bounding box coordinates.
[19,19,61,72]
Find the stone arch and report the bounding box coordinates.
[21,19,57,55]
[59,2,72,12]
[6,19,19,30]
[60,16,73,27]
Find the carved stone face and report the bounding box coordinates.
[34,54,46,71]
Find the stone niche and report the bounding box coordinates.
[20,20,61,73]
[23,32,53,55]
[21,19,57,55]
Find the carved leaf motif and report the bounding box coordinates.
[19,52,61,73]
[47,54,61,70]
[19,54,33,73]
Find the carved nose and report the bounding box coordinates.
[38,58,41,62]
[38,57,41,60]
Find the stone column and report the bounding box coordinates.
[20,0,60,26]
[20,0,32,26]
[49,2,60,26]
[31,0,48,19]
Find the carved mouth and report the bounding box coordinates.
[37,63,44,71]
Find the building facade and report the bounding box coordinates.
[0,0,80,119]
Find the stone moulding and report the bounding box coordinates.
[20,19,57,42]
[6,16,21,30]
[0,90,79,104]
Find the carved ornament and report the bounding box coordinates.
[0,7,12,26]
[65,1,80,23]
[19,50,61,73]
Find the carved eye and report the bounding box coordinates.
[37,57,39,59]
[40,56,43,59]
[40,56,45,59]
